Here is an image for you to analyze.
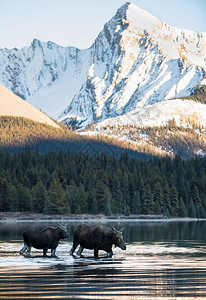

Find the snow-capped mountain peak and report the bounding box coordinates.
[0,2,205,130]
[124,2,161,30]
[58,2,206,127]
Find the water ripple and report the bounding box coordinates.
[1,230,206,298]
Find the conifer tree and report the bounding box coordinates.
[95,180,113,214]
[0,175,9,211]
[17,184,32,212]
[62,187,71,214]
[182,186,189,211]
[112,176,124,213]
[39,168,50,187]
[188,197,196,218]
[32,180,47,213]
[170,186,179,216]
[128,173,136,199]
[7,185,18,212]
[155,201,161,214]
[84,171,94,191]
[91,198,98,214]
[179,197,188,217]
[67,179,78,213]
[47,174,66,214]
[0,194,2,211]
[77,184,88,214]
[124,205,131,216]
[139,174,146,208]
[154,182,164,214]
[76,204,82,214]
[122,172,129,202]
[104,202,112,216]
[115,189,124,214]
[142,184,155,214]
[199,206,206,218]
[86,190,95,212]
[130,191,141,214]
[162,180,172,214]
[191,186,201,205]
[165,208,170,218]
[191,186,202,218]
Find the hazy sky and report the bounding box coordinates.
[0,0,205,49]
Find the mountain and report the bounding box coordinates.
[0,2,205,158]
[0,40,91,120]
[0,84,59,127]
[93,99,206,129]
[59,2,206,128]
[0,2,205,129]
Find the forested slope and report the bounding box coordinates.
[0,149,205,218]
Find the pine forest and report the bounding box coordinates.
[0,148,205,218]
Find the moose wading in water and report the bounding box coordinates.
[19,223,68,257]
[69,224,126,258]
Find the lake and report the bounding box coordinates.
[0,220,206,299]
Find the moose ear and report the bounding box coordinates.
[120,227,124,233]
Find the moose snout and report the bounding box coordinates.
[121,244,126,250]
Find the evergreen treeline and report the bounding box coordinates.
[0,149,205,218]
[100,119,206,158]
[181,85,206,104]
[0,116,76,147]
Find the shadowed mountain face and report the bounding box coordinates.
[0,114,150,158]
[0,2,205,129]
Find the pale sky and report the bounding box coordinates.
[0,0,205,49]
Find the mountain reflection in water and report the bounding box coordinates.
[0,220,206,299]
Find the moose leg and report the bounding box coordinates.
[43,248,48,257]
[51,248,57,257]
[107,249,113,258]
[94,248,99,259]
[20,243,27,255]
[69,241,79,256]
[26,245,31,257]
[69,244,78,255]
[77,245,84,257]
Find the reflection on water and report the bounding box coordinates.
[0,221,206,299]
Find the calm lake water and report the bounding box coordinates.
[0,220,206,299]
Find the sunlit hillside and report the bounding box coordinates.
[0,84,59,128]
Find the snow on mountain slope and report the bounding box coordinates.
[0,2,206,130]
[0,40,91,119]
[0,84,59,127]
[59,2,206,127]
[93,99,206,129]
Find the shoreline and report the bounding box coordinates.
[0,212,204,223]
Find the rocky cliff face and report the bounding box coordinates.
[0,2,206,129]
